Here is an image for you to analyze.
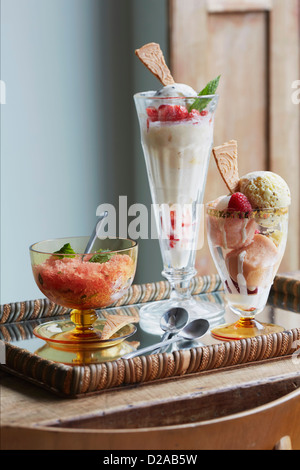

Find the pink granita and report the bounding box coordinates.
[33,253,135,309]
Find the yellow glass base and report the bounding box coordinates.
[33,312,136,349]
[33,311,138,364]
[68,308,101,341]
[211,317,284,341]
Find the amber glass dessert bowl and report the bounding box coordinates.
[29,236,138,355]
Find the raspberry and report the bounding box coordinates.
[158,104,189,122]
[228,192,252,213]
[200,110,208,116]
[225,279,258,295]
[146,106,158,122]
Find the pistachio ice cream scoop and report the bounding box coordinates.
[238,171,291,209]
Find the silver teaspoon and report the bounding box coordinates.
[122,318,209,359]
[152,307,188,354]
[84,211,108,254]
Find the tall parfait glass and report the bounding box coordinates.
[134,92,222,333]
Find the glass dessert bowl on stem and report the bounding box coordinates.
[29,236,138,356]
[206,203,289,340]
[134,92,223,333]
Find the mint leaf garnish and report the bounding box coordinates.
[89,249,113,263]
[189,75,220,112]
[53,243,76,258]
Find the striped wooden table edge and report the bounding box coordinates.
[269,290,300,313]
[0,274,222,325]
[2,327,300,397]
[271,272,300,298]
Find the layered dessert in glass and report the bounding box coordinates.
[135,85,216,271]
[206,140,290,339]
[134,43,223,333]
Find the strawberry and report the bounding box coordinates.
[188,109,201,120]
[174,105,189,120]
[146,106,158,122]
[158,105,173,121]
[158,104,189,122]
[228,192,252,213]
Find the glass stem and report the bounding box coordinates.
[70,309,98,337]
[236,316,256,329]
[170,279,193,301]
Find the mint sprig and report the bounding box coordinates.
[53,243,113,263]
[189,75,220,112]
[89,249,113,263]
[53,243,76,258]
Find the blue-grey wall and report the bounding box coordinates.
[1,0,168,304]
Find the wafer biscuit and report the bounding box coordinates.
[135,42,174,86]
[212,140,239,193]
[101,313,139,340]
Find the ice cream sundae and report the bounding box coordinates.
[134,43,219,271]
[134,42,222,328]
[206,139,290,339]
[140,92,217,269]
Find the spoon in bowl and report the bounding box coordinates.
[122,318,209,359]
[84,211,108,254]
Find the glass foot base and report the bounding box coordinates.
[139,296,224,335]
[33,318,136,349]
[211,318,284,341]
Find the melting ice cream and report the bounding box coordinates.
[207,140,290,314]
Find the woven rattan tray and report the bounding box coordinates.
[1,274,299,397]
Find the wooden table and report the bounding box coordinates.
[1,355,300,451]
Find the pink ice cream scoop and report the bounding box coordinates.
[225,234,279,289]
[207,195,257,250]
